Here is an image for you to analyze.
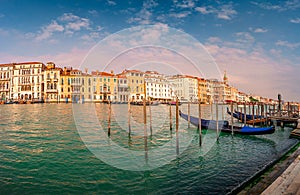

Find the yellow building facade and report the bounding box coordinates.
[121,70,145,101]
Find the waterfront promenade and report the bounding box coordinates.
[239,145,300,194]
[262,148,300,194]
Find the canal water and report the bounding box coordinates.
[0,104,298,194]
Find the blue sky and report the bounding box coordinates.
[0,0,300,101]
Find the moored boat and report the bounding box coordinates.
[168,101,182,106]
[227,107,264,121]
[180,111,275,135]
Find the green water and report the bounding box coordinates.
[0,104,298,194]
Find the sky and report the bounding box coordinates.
[0,0,299,101]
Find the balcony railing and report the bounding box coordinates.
[45,89,58,93]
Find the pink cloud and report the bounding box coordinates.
[205,42,300,101]
[0,48,88,68]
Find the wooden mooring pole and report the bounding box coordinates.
[108,101,111,136]
[231,101,234,135]
[198,100,202,146]
[216,103,219,141]
[149,103,152,136]
[252,103,255,126]
[211,103,213,120]
[244,102,247,126]
[176,97,179,155]
[169,104,172,130]
[176,98,179,131]
[188,101,191,128]
[128,99,131,136]
[143,98,148,160]
[288,102,290,118]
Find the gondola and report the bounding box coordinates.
[227,107,264,121]
[179,111,275,135]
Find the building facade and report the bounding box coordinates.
[44,62,62,103]
[0,64,13,102]
[11,62,45,102]
[121,70,145,101]
[168,75,198,102]
[144,71,173,102]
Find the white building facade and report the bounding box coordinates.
[168,75,198,102]
[11,62,45,101]
[145,71,173,101]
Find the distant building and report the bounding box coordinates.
[197,77,208,104]
[11,62,45,102]
[60,67,83,103]
[121,70,145,101]
[44,62,62,102]
[0,61,285,105]
[0,64,13,101]
[144,71,173,102]
[116,73,129,102]
[168,75,198,102]
[91,71,117,102]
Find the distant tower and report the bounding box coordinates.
[223,71,228,85]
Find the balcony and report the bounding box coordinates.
[45,89,58,93]
[71,83,82,86]
[72,90,81,94]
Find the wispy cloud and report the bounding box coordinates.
[107,0,116,6]
[195,6,214,14]
[249,27,268,33]
[173,0,195,9]
[290,18,300,23]
[235,32,255,44]
[207,37,222,43]
[59,13,91,33]
[35,21,64,41]
[276,40,300,49]
[88,10,98,16]
[251,0,300,11]
[169,11,191,18]
[0,13,4,18]
[127,0,158,25]
[35,13,92,41]
[195,3,237,20]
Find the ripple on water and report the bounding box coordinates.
[0,104,299,194]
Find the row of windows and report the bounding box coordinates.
[131,73,143,77]
[93,77,117,83]
[146,83,168,87]
[0,72,9,79]
[146,88,169,92]
[131,79,143,84]
[47,73,57,79]
[0,83,9,90]
[18,68,41,75]
[146,93,170,97]
[61,78,92,85]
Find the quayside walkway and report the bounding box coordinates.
[262,152,300,194]
[238,145,300,195]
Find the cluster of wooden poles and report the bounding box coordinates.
[105,99,299,148]
[105,98,211,147]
